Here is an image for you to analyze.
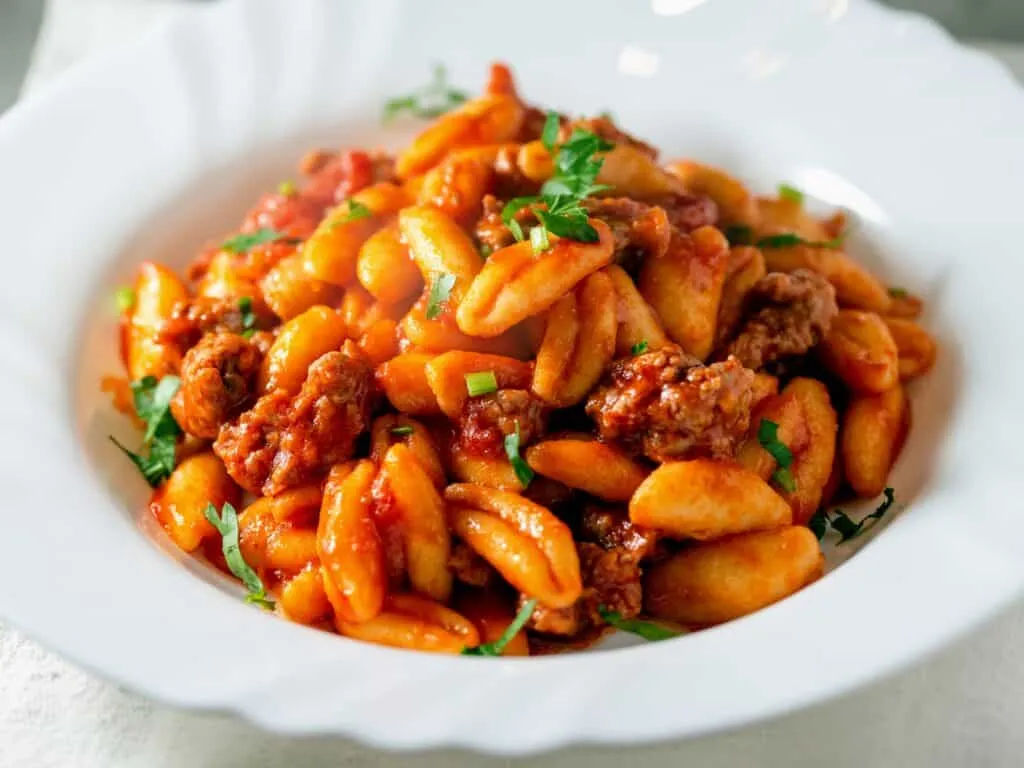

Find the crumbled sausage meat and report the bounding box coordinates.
[581,505,660,561]
[524,543,643,637]
[457,389,547,458]
[161,296,274,351]
[448,542,496,588]
[724,269,838,370]
[170,332,262,439]
[214,351,375,495]
[585,345,755,462]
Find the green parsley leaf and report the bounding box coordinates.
[425,273,456,320]
[478,243,493,259]
[462,598,536,656]
[758,419,796,493]
[333,199,372,227]
[504,420,534,489]
[631,340,649,356]
[807,509,829,541]
[465,371,498,397]
[756,233,843,250]
[599,606,679,642]
[888,286,909,299]
[832,488,896,543]
[540,111,560,152]
[390,425,415,436]
[222,228,297,254]
[724,224,754,246]
[535,207,599,242]
[278,180,297,196]
[115,285,135,314]
[111,375,182,487]
[530,224,550,254]
[501,196,538,242]
[778,183,804,204]
[204,502,275,609]
[238,296,257,339]
[383,64,467,122]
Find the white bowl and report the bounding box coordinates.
[1,0,1022,754]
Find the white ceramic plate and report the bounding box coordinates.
[1,0,1022,754]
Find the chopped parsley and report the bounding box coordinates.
[755,233,843,250]
[203,502,275,609]
[540,112,560,152]
[277,180,297,196]
[504,420,534,489]
[221,227,298,254]
[810,488,896,543]
[331,199,372,229]
[529,224,550,254]
[238,296,257,339]
[758,419,796,493]
[599,606,679,642]
[390,425,415,436]
[383,64,467,122]
[425,273,456,320]
[110,375,181,487]
[778,183,804,204]
[501,116,613,246]
[724,224,753,246]
[888,286,909,299]
[461,598,536,656]
[464,371,498,397]
[115,285,135,314]
[630,340,649,356]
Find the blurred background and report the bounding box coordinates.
[4,0,1024,114]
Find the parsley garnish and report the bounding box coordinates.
[425,273,456,320]
[238,296,257,339]
[221,228,297,254]
[758,419,796,493]
[277,180,297,196]
[203,502,275,609]
[390,425,414,436]
[724,224,753,246]
[383,64,467,122]
[331,199,372,229]
[501,116,613,246]
[599,606,679,642]
[462,598,536,656]
[540,112,560,152]
[810,488,896,543]
[478,243,493,259]
[778,183,804,204]
[756,233,843,250]
[115,285,135,314]
[888,286,908,299]
[504,420,534,489]
[631,340,649,356]
[529,224,550,254]
[110,375,181,487]
[464,371,498,397]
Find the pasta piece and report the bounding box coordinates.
[399,206,484,308]
[400,292,527,358]
[644,526,823,625]
[396,94,525,178]
[629,458,792,540]
[379,443,453,602]
[456,220,615,337]
[317,460,387,623]
[335,594,480,653]
[603,264,670,357]
[525,438,648,502]
[783,378,838,525]
[258,305,348,395]
[716,246,766,347]
[375,352,441,415]
[842,385,908,498]
[818,310,899,394]
[356,223,423,306]
[150,452,239,552]
[639,225,730,360]
[884,317,937,381]
[761,243,891,313]
[127,261,188,380]
[195,251,260,301]
[446,484,582,607]
[450,449,523,492]
[370,415,445,489]
[532,271,617,406]
[417,152,494,223]
[665,160,758,225]
[302,182,409,286]
[595,144,685,200]
[280,563,332,626]
[261,253,340,321]
[424,351,533,419]
[886,291,924,319]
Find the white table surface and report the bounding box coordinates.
[5,2,1024,766]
